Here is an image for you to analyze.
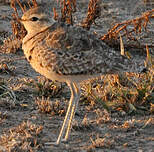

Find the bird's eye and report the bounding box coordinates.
[31,17,39,21]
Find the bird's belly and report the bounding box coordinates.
[29,59,102,83]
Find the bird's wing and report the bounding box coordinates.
[36,24,140,75]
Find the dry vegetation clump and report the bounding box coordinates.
[93,108,111,124]
[86,134,115,150]
[0,35,22,53]
[81,69,153,115]
[0,121,43,152]
[72,105,111,131]
[0,78,16,104]
[100,9,154,53]
[59,0,76,25]
[53,0,77,24]
[0,0,38,53]
[32,77,62,98]
[72,115,94,131]
[35,97,65,116]
[81,0,101,30]
[30,77,66,116]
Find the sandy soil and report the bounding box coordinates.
[0,0,154,151]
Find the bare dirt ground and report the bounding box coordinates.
[0,0,154,151]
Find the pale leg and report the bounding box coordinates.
[56,82,78,145]
[64,83,81,141]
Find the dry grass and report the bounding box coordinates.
[0,121,43,152]
[0,79,16,104]
[60,0,76,24]
[32,77,62,98]
[81,0,101,30]
[35,97,65,116]
[81,69,153,114]
[87,134,115,150]
[100,9,154,52]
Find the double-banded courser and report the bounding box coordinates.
[20,6,144,145]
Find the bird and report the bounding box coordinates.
[20,6,144,145]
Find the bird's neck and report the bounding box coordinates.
[22,26,50,45]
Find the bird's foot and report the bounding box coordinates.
[45,138,68,146]
[61,138,69,144]
[45,141,59,147]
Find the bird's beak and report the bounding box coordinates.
[18,18,26,24]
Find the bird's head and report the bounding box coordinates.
[20,7,54,34]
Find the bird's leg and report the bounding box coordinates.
[63,83,81,141]
[56,82,77,145]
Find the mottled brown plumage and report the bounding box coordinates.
[21,6,144,145]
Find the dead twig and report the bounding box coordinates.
[81,0,101,30]
[60,0,76,25]
[100,9,154,41]
[100,9,154,51]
